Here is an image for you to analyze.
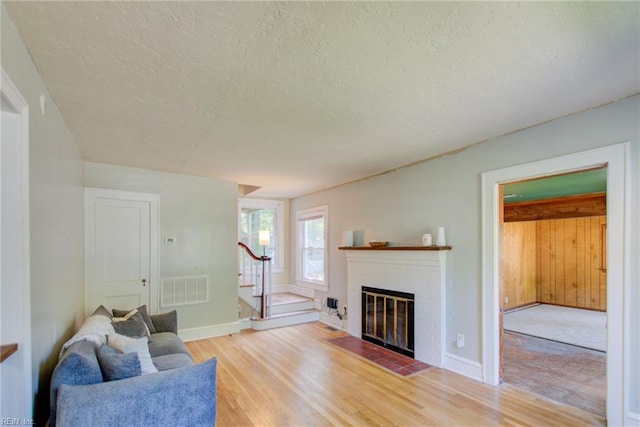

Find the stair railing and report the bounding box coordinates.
[238,242,272,319]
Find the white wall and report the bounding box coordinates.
[290,96,639,415]
[2,6,85,423]
[84,163,239,331]
[1,94,29,419]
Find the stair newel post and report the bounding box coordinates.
[238,242,272,319]
[260,255,268,319]
[265,257,272,318]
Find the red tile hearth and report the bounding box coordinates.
[328,335,431,377]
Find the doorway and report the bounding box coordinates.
[84,188,159,315]
[0,69,32,419]
[481,143,629,425]
[500,168,607,417]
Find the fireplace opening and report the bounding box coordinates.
[361,286,415,358]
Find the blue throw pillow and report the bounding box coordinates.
[97,344,141,381]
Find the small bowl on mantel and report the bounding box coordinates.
[369,240,389,248]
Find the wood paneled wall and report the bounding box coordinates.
[502,216,607,312]
[536,216,607,311]
[502,221,538,310]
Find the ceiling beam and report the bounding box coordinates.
[503,192,606,222]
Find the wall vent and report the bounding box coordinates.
[161,275,209,307]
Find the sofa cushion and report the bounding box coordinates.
[56,358,217,427]
[148,332,192,359]
[113,305,156,334]
[150,310,178,334]
[50,341,103,426]
[97,344,141,381]
[152,353,194,371]
[112,310,149,338]
[108,333,158,375]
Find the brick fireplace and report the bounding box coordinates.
[341,246,450,367]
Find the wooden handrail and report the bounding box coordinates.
[238,242,271,262]
[238,242,272,319]
[1,343,18,363]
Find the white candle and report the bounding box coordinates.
[342,230,354,247]
[437,227,446,246]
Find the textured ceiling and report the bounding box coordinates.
[5,2,639,198]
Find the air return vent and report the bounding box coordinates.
[161,275,208,307]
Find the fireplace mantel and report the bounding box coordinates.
[339,245,451,251]
[342,248,449,367]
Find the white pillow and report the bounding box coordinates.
[108,333,158,375]
[59,314,116,358]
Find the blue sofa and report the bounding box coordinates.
[50,308,217,426]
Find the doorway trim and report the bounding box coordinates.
[84,188,159,314]
[481,143,629,425]
[1,68,32,418]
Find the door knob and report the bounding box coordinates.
[142,278,147,286]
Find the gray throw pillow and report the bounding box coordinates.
[112,311,149,338]
[113,305,156,334]
[97,344,141,381]
[150,310,178,334]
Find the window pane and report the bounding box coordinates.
[301,217,324,281]
[296,205,328,288]
[240,207,276,262]
[302,247,324,281]
[304,217,324,248]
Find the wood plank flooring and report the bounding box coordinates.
[186,322,605,426]
[503,331,606,419]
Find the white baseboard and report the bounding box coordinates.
[319,312,347,330]
[179,321,241,342]
[238,318,252,330]
[444,352,483,382]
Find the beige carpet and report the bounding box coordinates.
[504,304,606,352]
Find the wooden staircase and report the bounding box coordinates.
[238,242,318,330]
[238,290,319,330]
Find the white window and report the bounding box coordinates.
[296,205,328,291]
[238,198,284,273]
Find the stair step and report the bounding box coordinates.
[271,292,312,305]
[270,292,314,315]
[249,309,320,331]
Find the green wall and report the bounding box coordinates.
[291,95,640,414]
[84,162,239,330]
[2,6,85,423]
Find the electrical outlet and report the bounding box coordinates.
[456,333,465,349]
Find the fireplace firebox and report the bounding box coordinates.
[361,286,415,357]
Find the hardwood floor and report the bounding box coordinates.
[186,322,605,426]
[503,332,606,419]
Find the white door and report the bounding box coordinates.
[85,189,158,314]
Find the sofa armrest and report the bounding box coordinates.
[150,310,178,334]
[56,357,216,427]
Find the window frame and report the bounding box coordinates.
[295,205,329,292]
[238,198,285,273]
